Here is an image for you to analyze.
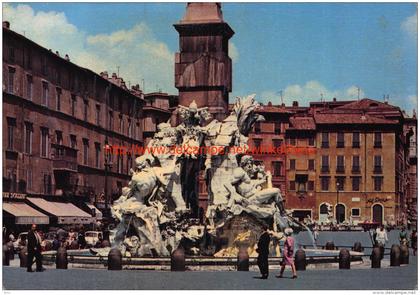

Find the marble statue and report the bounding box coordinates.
[93,94,300,258]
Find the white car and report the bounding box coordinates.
[85,231,103,246]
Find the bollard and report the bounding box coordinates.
[3,244,10,266]
[56,247,68,269]
[7,241,14,261]
[400,244,409,265]
[19,246,28,268]
[108,248,123,270]
[237,247,249,271]
[371,247,381,268]
[171,246,185,271]
[390,244,401,267]
[295,249,306,271]
[379,245,385,259]
[325,241,335,250]
[352,242,363,253]
[338,249,351,269]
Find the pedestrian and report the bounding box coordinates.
[410,229,417,256]
[52,235,60,251]
[8,231,15,242]
[256,224,270,279]
[68,228,76,242]
[277,228,297,279]
[27,224,44,272]
[399,226,408,246]
[375,225,388,258]
[313,226,319,245]
[78,230,87,249]
[57,227,67,246]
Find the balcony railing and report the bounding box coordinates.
[52,159,78,171]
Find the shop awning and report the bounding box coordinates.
[27,198,93,224]
[3,202,49,224]
[85,203,103,220]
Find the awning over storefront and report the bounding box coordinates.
[3,202,49,224]
[85,203,103,220]
[27,198,93,224]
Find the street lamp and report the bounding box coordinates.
[104,143,113,212]
[336,181,340,224]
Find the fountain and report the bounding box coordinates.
[41,95,363,269]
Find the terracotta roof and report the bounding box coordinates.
[335,98,400,111]
[257,105,294,113]
[289,116,316,130]
[313,112,397,125]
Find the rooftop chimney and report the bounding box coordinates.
[100,71,109,79]
[65,54,70,61]
[3,21,10,29]
[292,101,299,107]
[333,97,337,102]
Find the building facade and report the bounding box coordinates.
[3,22,146,215]
[245,99,416,225]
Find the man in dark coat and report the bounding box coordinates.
[27,224,44,272]
[257,224,270,279]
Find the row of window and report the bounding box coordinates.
[252,132,383,149]
[7,67,141,140]
[319,155,382,174]
[286,155,382,174]
[290,176,384,192]
[7,118,133,175]
[321,132,382,148]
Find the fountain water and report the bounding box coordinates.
[303,224,318,250]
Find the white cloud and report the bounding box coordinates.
[229,42,239,63]
[3,4,175,93]
[257,81,365,106]
[401,12,417,40]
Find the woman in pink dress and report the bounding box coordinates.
[278,228,297,279]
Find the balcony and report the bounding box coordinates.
[52,144,78,172]
[41,184,95,197]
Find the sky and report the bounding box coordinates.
[2,3,418,113]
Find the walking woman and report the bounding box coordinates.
[278,228,297,279]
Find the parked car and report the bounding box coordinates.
[85,231,103,247]
[13,232,28,252]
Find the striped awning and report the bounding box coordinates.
[27,198,93,224]
[3,202,49,224]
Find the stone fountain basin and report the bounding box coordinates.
[41,248,364,270]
